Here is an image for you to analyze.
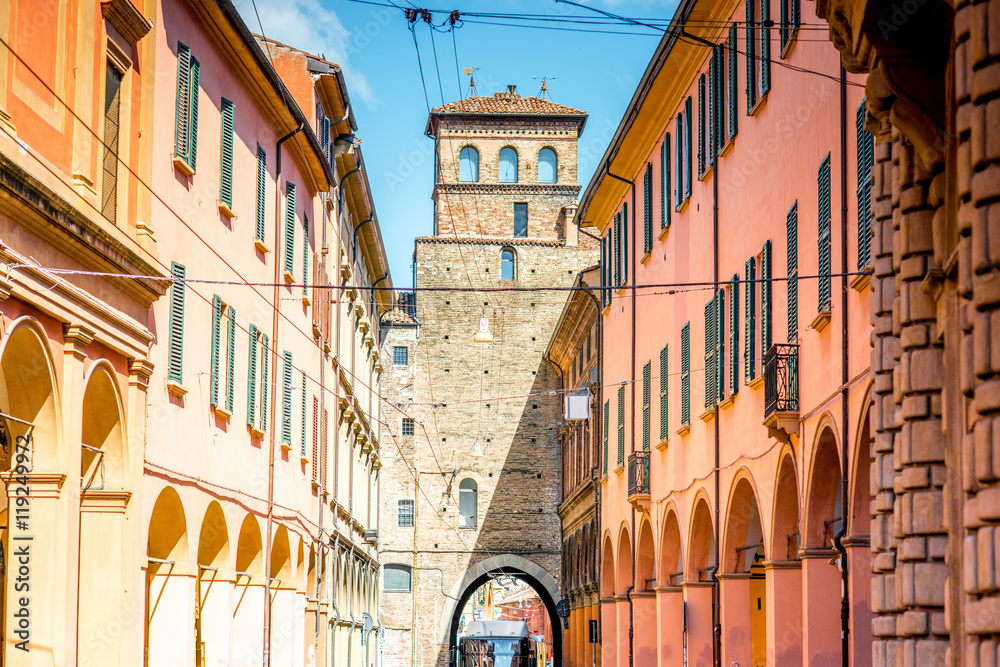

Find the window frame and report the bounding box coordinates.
[397,499,415,527]
[501,248,516,281]
[393,346,409,366]
[459,145,480,182]
[383,564,413,592]
[401,417,415,437]
[537,147,558,183]
[499,147,519,183]
[458,478,478,528]
[513,203,528,238]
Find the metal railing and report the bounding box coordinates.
[627,450,650,498]
[764,344,799,418]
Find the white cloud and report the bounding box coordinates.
[232,0,376,104]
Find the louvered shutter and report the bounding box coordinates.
[762,240,773,357]
[856,100,874,269]
[281,351,292,444]
[614,213,621,288]
[716,289,725,403]
[220,99,234,207]
[730,275,740,395]
[601,236,608,307]
[174,44,191,163]
[642,362,651,451]
[712,45,723,156]
[643,163,652,253]
[681,324,690,426]
[168,263,185,383]
[303,214,310,295]
[188,58,200,171]
[622,203,629,285]
[227,306,236,414]
[617,386,625,466]
[780,0,789,51]
[705,298,715,410]
[675,116,684,208]
[659,345,668,441]
[728,25,738,138]
[210,295,222,406]
[791,0,800,39]
[745,257,756,382]
[603,400,609,475]
[698,74,706,177]
[760,0,771,95]
[746,0,757,113]
[247,324,258,427]
[661,134,671,229]
[787,202,799,341]
[321,408,328,489]
[312,397,319,481]
[284,183,296,276]
[818,154,832,312]
[260,334,270,432]
[684,97,693,199]
[708,53,717,161]
[256,145,267,242]
[301,372,308,457]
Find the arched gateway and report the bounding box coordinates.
[442,554,563,666]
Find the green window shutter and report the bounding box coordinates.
[712,46,722,157]
[715,289,725,404]
[284,183,296,276]
[643,163,653,254]
[791,0,800,39]
[709,53,717,161]
[174,44,191,163]
[685,97,693,200]
[681,323,690,426]
[303,214,310,295]
[745,257,756,382]
[603,400,609,475]
[622,203,629,285]
[787,202,799,341]
[168,263,186,384]
[601,237,608,308]
[659,345,668,441]
[281,351,293,444]
[730,275,740,395]
[728,25,738,139]
[857,100,874,269]
[301,371,308,457]
[617,386,625,466]
[746,0,757,113]
[704,297,715,410]
[260,334,270,432]
[675,116,684,208]
[220,99,234,208]
[780,0,789,51]
[818,154,833,312]
[661,133,671,229]
[247,324,259,427]
[188,58,200,172]
[256,145,267,242]
[760,0,771,95]
[210,294,222,406]
[762,240,773,357]
[614,213,621,288]
[642,361,651,451]
[698,74,706,177]
[227,306,236,414]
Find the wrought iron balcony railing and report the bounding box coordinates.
[627,450,650,499]
[764,344,799,421]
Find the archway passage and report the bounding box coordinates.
[448,566,562,667]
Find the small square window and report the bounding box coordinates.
[393,346,408,365]
[402,418,415,436]
[397,499,414,527]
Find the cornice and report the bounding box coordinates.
[101,0,153,44]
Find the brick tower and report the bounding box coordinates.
[378,86,596,667]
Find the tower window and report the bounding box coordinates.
[501,248,516,281]
[538,148,557,183]
[499,147,519,183]
[397,499,414,527]
[459,478,478,527]
[384,564,412,592]
[514,203,528,237]
[393,346,408,365]
[402,418,415,436]
[459,146,479,182]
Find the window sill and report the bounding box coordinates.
[748,374,765,390]
[254,239,270,254]
[283,270,295,284]
[218,202,236,220]
[300,454,310,466]
[658,224,670,241]
[250,426,266,439]
[719,393,736,409]
[699,408,715,423]
[280,441,293,454]
[699,164,714,182]
[780,31,799,60]
[720,135,736,157]
[213,405,232,421]
[676,424,690,436]
[302,294,311,307]
[850,269,872,292]
[172,155,194,177]
[749,91,769,117]
[811,309,832,332]
[655,439,669,452]
[641,250,652,265]
[166,379,188,397]
[675,197,691,214]
[614,465,624,475]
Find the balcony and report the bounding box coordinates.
[763,344,799,441]
[627,451,650,512]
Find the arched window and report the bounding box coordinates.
[538,148,557,183]
[459,478,478,527]
[459,146,479,182]
[501,249,515,281]
[383,564,412,592]
[499,147,518,183]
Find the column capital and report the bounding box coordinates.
[128,357,155,386]
[63,323,95,356]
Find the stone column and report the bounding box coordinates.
[600,596,616,667]
[654,585,684,665]
[799,550,841,665]
[718,573,751,667]
[764,560,802,667]
[682,582,714,667]
[631,590,656,664]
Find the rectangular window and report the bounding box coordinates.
[659,345,668,441]
[680,324,690,427]
[603,400,610,475]
[714,44,725,154]
[394,346,409,365]
[614,212,621,288]
[174,43,199,171]
[745,256,757,382]
[698,73,706,177]
[284,183,296,277]
[255,145,267,243]
[617,386,625,466]
[226,304,236,414]
[729,275,740,395]
[220,98,234,208]
[818,154,832,312]
[780,0,801,53]
[761,240,773,357]
[384,565,412,592]
[642,362,651,451]
[746,2,758,113]
[514,203,528,237]
[168,263,186,384]
[787,201,799,341]
[728,25,738,138]
[281,351,293,445]
[761,0,772,95]
[101,61,123,221]
[856,100,875,270]
[402,417,415,436]
[260,333,270,432]
[643,162,653,254]
[397,499,414,527]
[601,235,608,307]
[661,133,671,229]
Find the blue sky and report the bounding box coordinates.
[234,0,677,287]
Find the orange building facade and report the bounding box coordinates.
[576,0,875,664]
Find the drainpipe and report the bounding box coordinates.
[712,115,722,667]
[314,185,333,659]
[605,161,636,667]
[265,120,304,667]
[834,61,851,667]
[347,543,356,666]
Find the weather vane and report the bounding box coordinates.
[533,75,555,99]
[462,67,480,98]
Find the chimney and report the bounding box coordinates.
[507,84,517,95]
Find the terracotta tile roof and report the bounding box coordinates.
[383,307,415,323]
[431,92,585,116]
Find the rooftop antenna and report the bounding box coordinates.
[533,75,555,99]
[462,67,480,98]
